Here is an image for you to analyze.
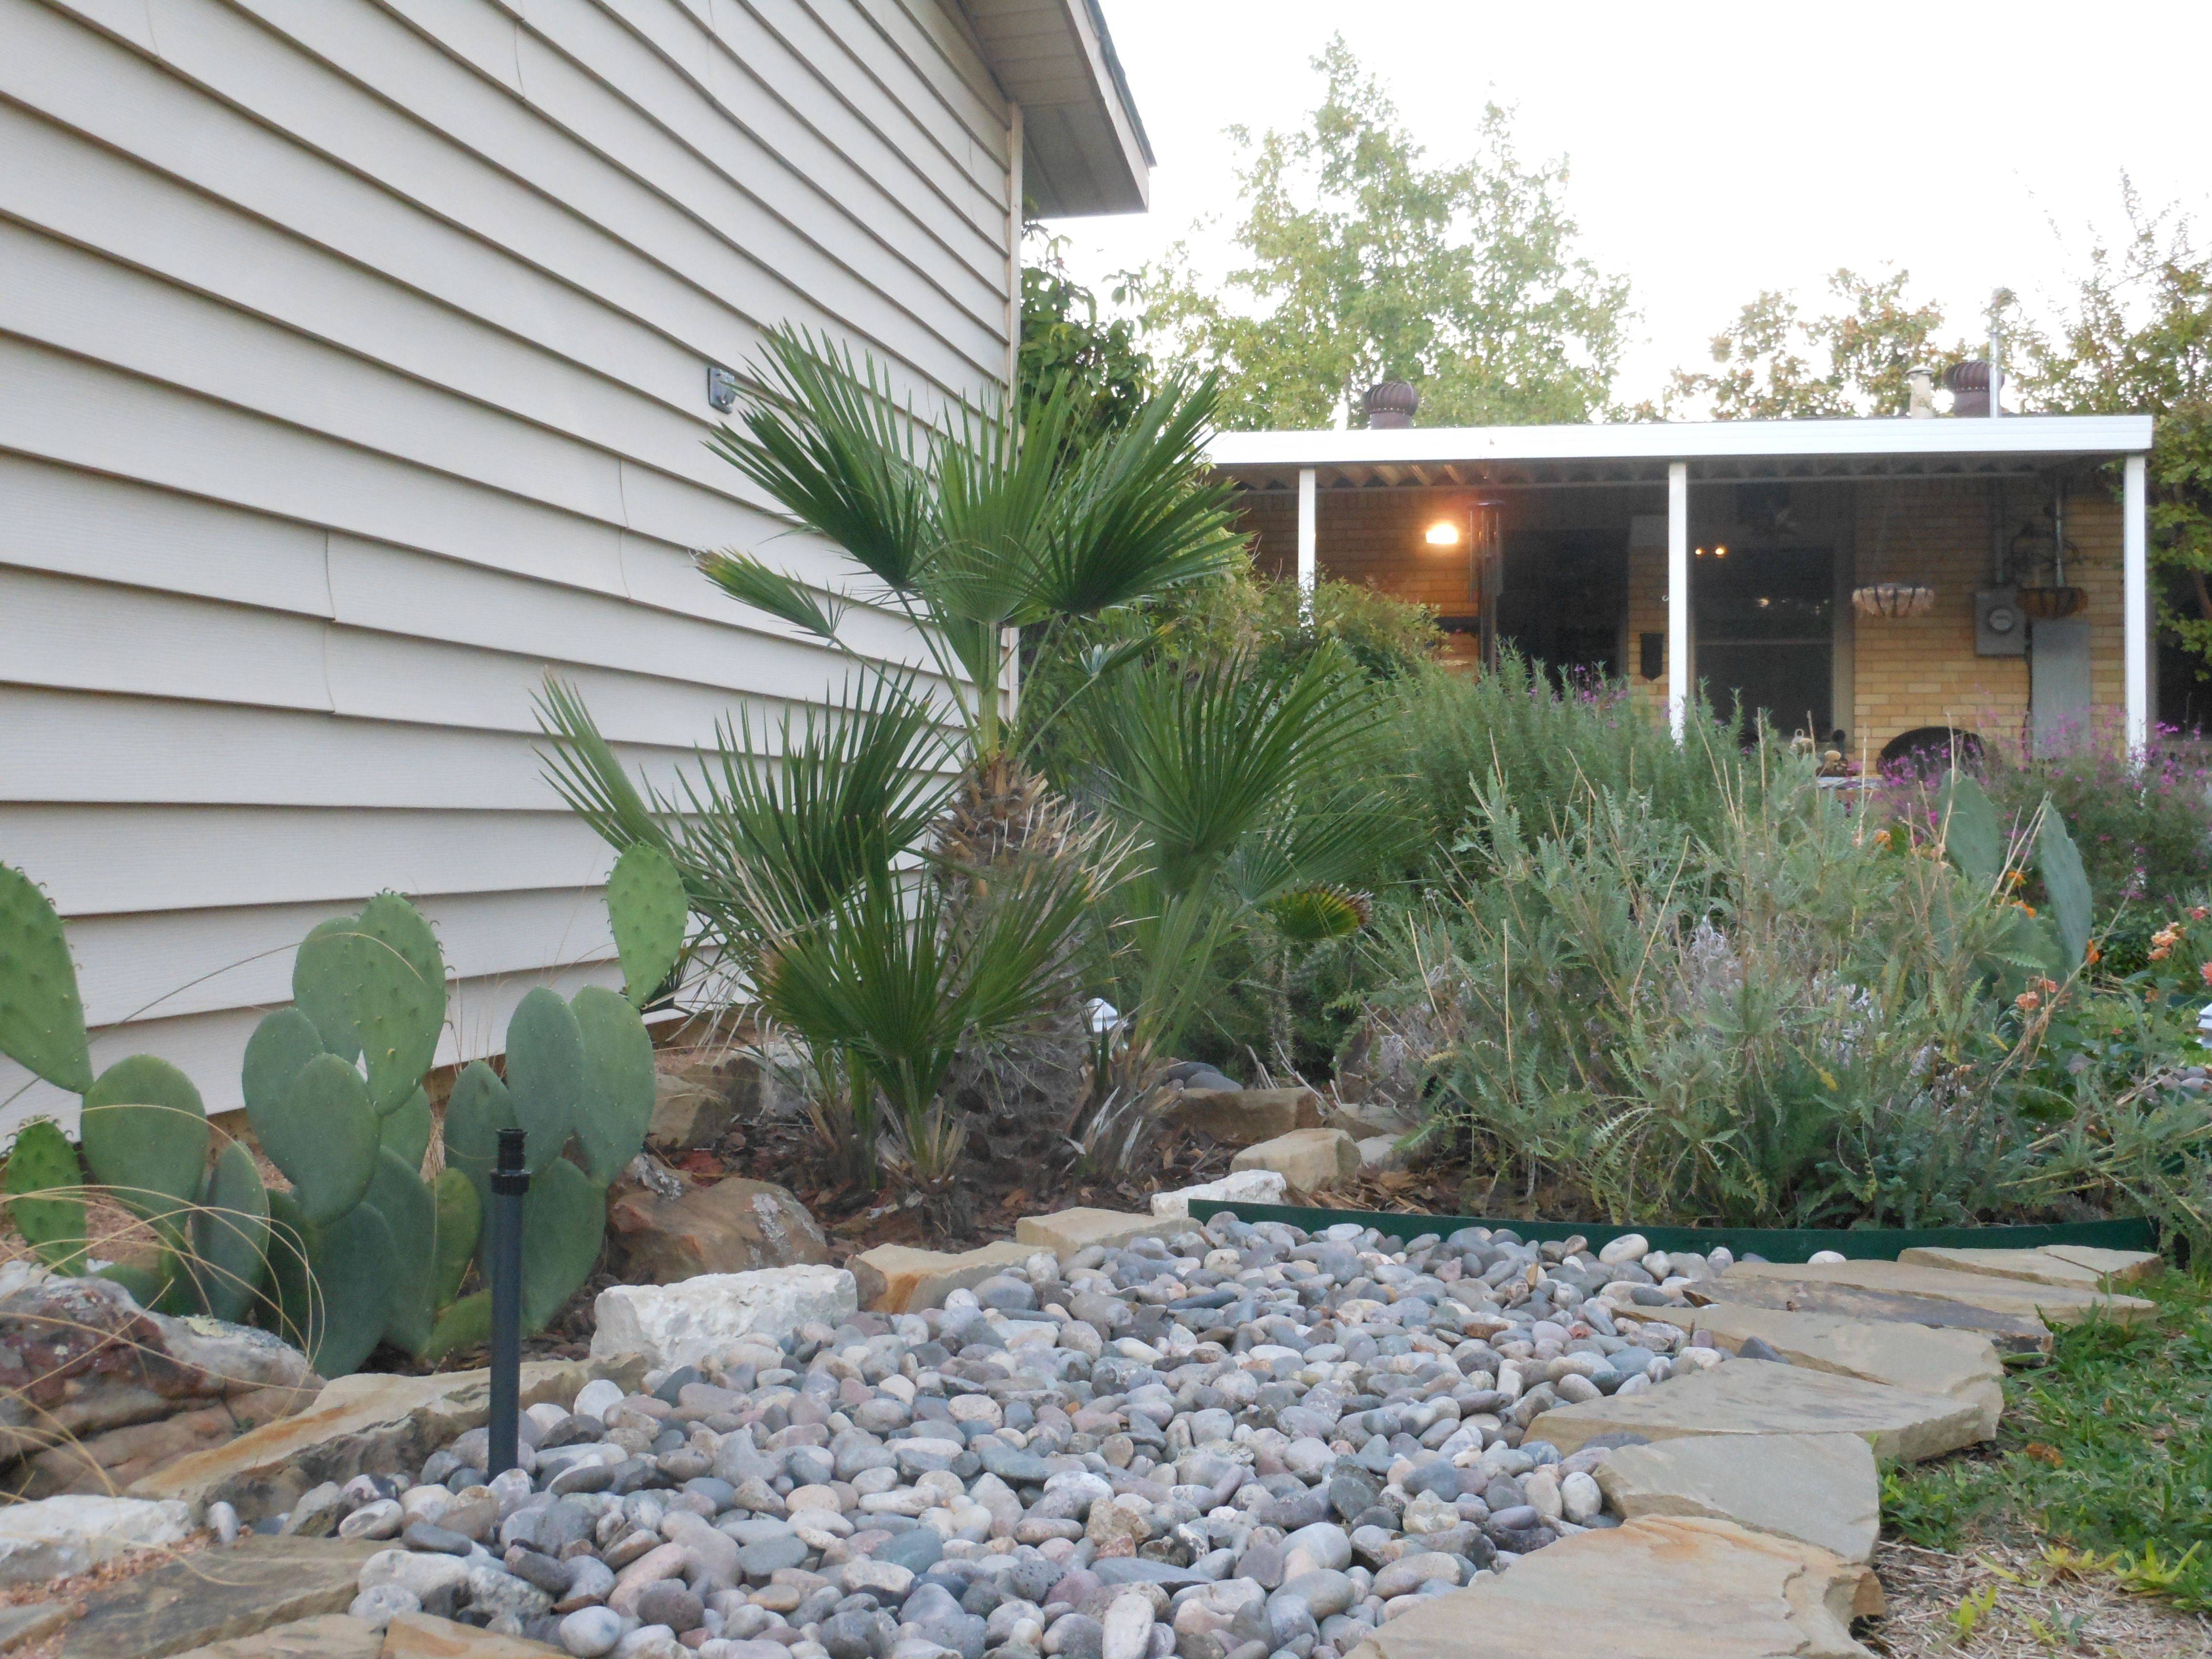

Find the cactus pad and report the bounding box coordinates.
[261,1053,379,1225]
[3,1119,85,1273]
[95,1251,179,1312]
[363,1150,436,1357]
[421,1290,490,1363]
[260,1190,313,1353]
[291,918,364,1064]
[241,1009,326,1123]
[442,1060,515,1220]
[430,1167,480,1309]
[301,1199,397,1376]
[1937,768,2005,889]
[520,1156,605,1333]
[0,863,93,1095]
[191,1141,270,1324]
[2036,797,2094,968]
[382,1087,434,1175]
[572,986,655,1182]
[80,1055,209,1242]
[290,898,444,1113]
[504,988,583,1174]
[606,844,687,1008]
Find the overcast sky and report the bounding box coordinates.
[1042,1,2211,413]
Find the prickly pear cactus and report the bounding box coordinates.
[0,864,93,1095]
[430,1167,480,1308]
[261,1190,313,1354]
[290,897,445,1113]
[299,1199,397,1376]
[79,1055,209,1243]
[2036,796,2095,969]
[573,986,655,1182]
[520,1156,605,1333]
[363,1149,436,1357]
[442,1059,515,1221]
[504,988,583,1174]
[255,1052,379,1225]
[291,918,364,1064]
[241,1008,325,1120]
[382,1088,434,1175]
[1937,769,2005,889]
[191,1141,270,1324]
[606,843,687,1008]
[3,1119,86,1273]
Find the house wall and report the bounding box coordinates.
[1238,474,2129,760]
[0,0,1020,1134]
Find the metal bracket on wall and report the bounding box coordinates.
[707,363,739,413]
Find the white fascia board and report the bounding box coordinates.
[1206,415,2154,469]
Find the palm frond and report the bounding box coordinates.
[695,551,849,643]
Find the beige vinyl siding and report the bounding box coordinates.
[0,0,1020,1133]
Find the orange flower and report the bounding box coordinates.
[2015,990,2041,1012]
[2193,907,2209,922]
[2151,946,2172,962]
[2086,941,2102,965]
[2200,962,2212,988]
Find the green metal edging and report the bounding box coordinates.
[1182,1200,2159,1265]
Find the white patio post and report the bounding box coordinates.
[1297,467,1317,617]
[1667,460,1689,740]
[2124,452,2150,755]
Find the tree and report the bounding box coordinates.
[1128,38,1632,430]
[2013,189,2212,682]
[1666,269,1963,419]
[1019,230,1153,445]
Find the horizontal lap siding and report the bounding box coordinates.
[0,0,1015,1131]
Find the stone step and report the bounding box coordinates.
[1594,1432,1881,1563]
[1898,1244,2164,1291]
[1715,1258,2156,1331]
[60,1535,382,1659]
[1687,1302,2006,1436]
[1525,1356,1989,1463]
[1339,1514,1880,1659]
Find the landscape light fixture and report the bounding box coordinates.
[1424,519,1461,547]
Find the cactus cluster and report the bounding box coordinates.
[0,863,658,1378]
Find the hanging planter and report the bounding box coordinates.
[2017,585,2085,620]
[1851,582,1936,619]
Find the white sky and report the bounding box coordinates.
[1042,1,2212,412]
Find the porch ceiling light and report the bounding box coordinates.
[1424,520,1461,547]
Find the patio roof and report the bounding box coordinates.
[1208,414,2155,490]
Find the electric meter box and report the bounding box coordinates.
[1976,589,2027,656]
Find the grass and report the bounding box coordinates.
[1882,1268,2212,1614]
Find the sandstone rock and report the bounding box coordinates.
[848,1242,1035,1314]
[60,1535,382,1659]
[589,1267,856,1371]
[22,1382,317,1499]
[1229,1130,1358,1193]
[132,1362,606,1522]
[0,1602,71,1653]
[1688,1303,2005,1437]
[1526,1357,1987,1464]
[167,1613,383,1658]
[380,1611,566,1656]
[607,1176,829,1284]
[0,1492,192,1586]
[647,1060,754,1151]
[1594,1433,1881,1563]
[1149,1171,1287,1220]
[2038,1243,2164,1284]
[1013,1211,1176,1258]
[1352,1136,1403,1173]
[1715,1258,2155,1330]
[1160,1088,1322,1145]
[1898,1245,2162,1292]
[1687,1277,2054,1355]
[1339,1515,1879,1659]
[0,1274,318,1463]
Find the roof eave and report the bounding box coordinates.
[962,0,1151,218]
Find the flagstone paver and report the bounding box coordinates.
[1717,1257,2156,1329]
[1898,1245,2162,1291]
[1688,1302,2005,1435]
[1594,1432,1882,1563]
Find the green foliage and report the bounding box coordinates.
[1936,768,2005,890]
[1021,231,1153,446]
[256,1050,379,1226]
[79,1056,209,1243]
[191,1142,269,1325]
[571,985,654,1183]
[4,1119,85,1273]
[1971,735,2212,918]
[0,863,92,1094]
[1885,1273,2212,1612]
[605,843,687,1009]
[1663,269,1961,419]
[1128,38,1630,430]
[2037,799,2096,968]
[503,988,583,1177]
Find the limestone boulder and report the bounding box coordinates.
[849,1241,1036,1314]
[1150,1169,1287,1219]
[1229,1128,1358,1192]
[1594,1433,1881,1563]
[0,1492,192,1587]
[1014,1210,1177,1258]
[1525,1357,1987,1463]
[1160,1087,1322,1145]
[59,1535,382,1659]
[1340,1515,1879,1659]
[1689,1303,2005,1437]
[606,1174,829,1284]
[132,1361,604,1522]
[589,1265,856,1371]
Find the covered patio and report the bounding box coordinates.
[1209,416,2154,763]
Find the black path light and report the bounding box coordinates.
[487,1126,529,1476]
